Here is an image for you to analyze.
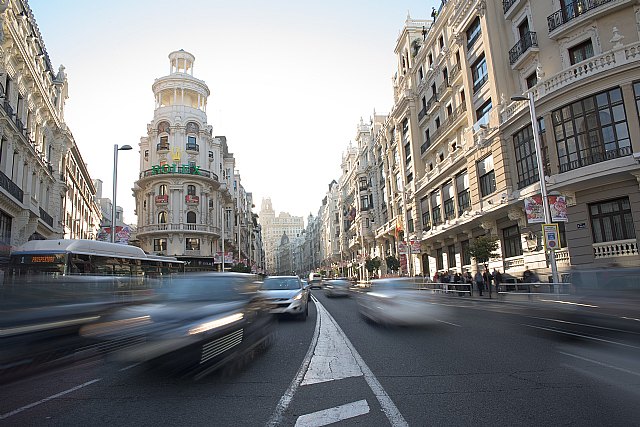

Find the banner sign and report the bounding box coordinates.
[549,196,568,222]
[524,195,544,224]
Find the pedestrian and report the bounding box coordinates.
[522,266,533,283]
[493,268,503,293]
[433,271,440,283]
[475,271,484,296]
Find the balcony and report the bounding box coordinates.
[3,100,13,118]
[420,138,431,154]
[140,166,218,181]
[157,143,170,151]
[155,195,168,204]
[0,170,23,202]
[15,118,24,134]
[39,207,54,228]
[547,0,626,38]
[509,31,538,67]
[503,0,518,14]
[437,79,451,96]
[558,146,632,173]
[593,239,638,259]
[186,143,199,152]
[473,74,488,94]
[449,63,461,82]
[426,93,439,113]
[185,195,199,204]
[418,107,427,122]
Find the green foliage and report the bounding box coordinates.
[365,256,381,273]
[319,270,327,277]
[385,255,400,272]
[230,262,251,273]
[468,235,500,265]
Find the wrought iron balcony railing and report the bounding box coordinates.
[548,0,614,33]
[509,31,538,65]
[0,170,23,202]
[558,145,632,173]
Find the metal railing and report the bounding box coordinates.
[140,167,219,181]
[503,0,518,14]
[509,31,538,65]
[547,0,614,32]
[418,107,427,121]
[559,146,632,173]
[156,143,170,151]
[0,170,23,202]
[39,207,54,227]
[186,143,199,152]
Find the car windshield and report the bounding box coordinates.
[163,276,252,301]
[262,277,301,290]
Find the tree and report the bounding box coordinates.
[365,256,381,274]
[385,255,400,273]
[230,262,251,273]
[467,235,500,268]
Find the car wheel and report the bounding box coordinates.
[299,302,308,321]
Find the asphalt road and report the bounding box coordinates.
[2,289,639,426]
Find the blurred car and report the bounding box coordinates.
[357,278,448,326]
[79,273,275,377]
[324,279,351,298]
[259,276,310,320]
[0,275,156,383]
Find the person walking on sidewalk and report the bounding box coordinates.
[493,268,503,294]
[475,271,484,296]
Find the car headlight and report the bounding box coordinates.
[293,292,303,301]
[188,313,244,335]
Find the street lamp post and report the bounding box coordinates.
[511,93,560,285]
[111,144,132,243]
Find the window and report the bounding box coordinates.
[526,72,537,89]
[503,225,523,258]
[185,238,200,251]
[404,141,411,162]
[407,209,414,233]
[633,80,640,119]
[0,210,11,245]
[443,181,455,220]
[159,135,169,148]
[158,211,167,224]
[158,184,167,196]
[589,197,636,243]
[472,54,488,93]
[553,87,630,173]
[431,190,442,225]
[466,17,481,48]
[438,35,444,50]
[513,122,541,189]
[406,172,413,183]
[435,116,441,128]
[360,195,370,210]
[569,39,594,65]
[436,247,444,270]
[187,211,196,223]
[144,149,149,159]
[475,99,492,127]
[456,171,470,213]
[209,151,214,159]
[418,66,424,81]
[460,240,471,266]
[153,238,167,252]
[477,155,496,197]
[420,196,430,231]
[187,184,196,196]
[447,245,456,268]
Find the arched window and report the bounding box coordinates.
[187,211,196,224]
[186,122,199,151]
[187,184,196,196]
[158,184,167,196]
[157,121,170,150]
[158,211,167,224]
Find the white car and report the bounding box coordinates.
[260,276,310,320]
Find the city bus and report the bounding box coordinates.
[6,239,185,279]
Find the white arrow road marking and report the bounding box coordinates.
[267,295,408,426]
[294,399,370,427]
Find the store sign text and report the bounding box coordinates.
[151,164,200,175]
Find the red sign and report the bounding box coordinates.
[185,195,199,204]
[155,195,168,204]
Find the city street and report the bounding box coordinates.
[2,290,639,426]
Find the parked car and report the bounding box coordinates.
[260,276,310,320]
[324,278,351,298]
[79,273,275,378]
[357,278,449,326]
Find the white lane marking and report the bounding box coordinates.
[0,378,102,420]
[301,302,363,385]
[294,399,370,427]
[265,296,321,427]
[523,324,640,349]
[314,299,409,427]
[119,362,141,372]
[538,299,599,308]
[435,319,461,327]
[621,317,640,322]
[559,351,640,377]
[528,316,640,335]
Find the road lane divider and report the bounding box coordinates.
[522,324,640,349]
[0,378,102,420]
[558,351,640,378]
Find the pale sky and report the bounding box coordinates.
[29,0,438,224]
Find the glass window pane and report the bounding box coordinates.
[610,88,622,104]
[615,123,629,140]
[612,104,625,122]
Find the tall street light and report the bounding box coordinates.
[511,93,560,285]
[112,144,132,243]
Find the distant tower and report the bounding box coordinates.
[133,50,224,269]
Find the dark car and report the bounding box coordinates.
[80,273,275,378]
[324,278,352,297]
